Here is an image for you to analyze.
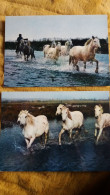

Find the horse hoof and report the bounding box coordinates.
[77,66,79,71]
[95,69,98,73]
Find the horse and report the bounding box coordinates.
[69,36,101,73]
[43,41,56,57]
[94,105,110,143]
[17,110,49,148]
[56,104,84,145]
[23,40,35,61]
[46,42,61,60]
[60,40,73,56]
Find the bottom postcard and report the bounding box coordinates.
[0,91,110,171]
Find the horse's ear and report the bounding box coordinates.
[92,36,95,39]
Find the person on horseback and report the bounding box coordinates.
[16,34,23,53]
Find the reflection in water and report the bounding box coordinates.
[0,118,110,171]
[4,50,110,87]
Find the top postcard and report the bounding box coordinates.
[4,15,110,87]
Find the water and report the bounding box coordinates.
[1,118,110,171]
[4,50,110,87]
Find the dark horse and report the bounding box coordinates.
[23,43,35,61]
[16,39,35,61]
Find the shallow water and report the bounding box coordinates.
[1,118,110,171]
[4,50,110,87]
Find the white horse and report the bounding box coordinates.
[69,36,101,73]
[94,105,110,143]
[61,40,73,56]
[51,41,56,48]
[43,41,56,57]
[46,43,61,60]
[56,104,84,145]
[17,110,49,148]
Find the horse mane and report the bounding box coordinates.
[99,104,104,114]
[84,39,92,46]
[27,113,34,126]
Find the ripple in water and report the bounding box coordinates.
[1,118,110,171]
[4,50,110,87]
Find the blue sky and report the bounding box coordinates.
[5,15,108,41]
[2,91,109,101]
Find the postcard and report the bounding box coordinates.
[1,91,110,171]
[4,15,110,87]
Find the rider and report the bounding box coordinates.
[16,34,23,52]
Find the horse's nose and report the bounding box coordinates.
[95,116,98,119]
[63,120,65,123]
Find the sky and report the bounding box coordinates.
[5,15,108,41]
[2,91,109,101]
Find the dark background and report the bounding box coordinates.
[5,38,109,54]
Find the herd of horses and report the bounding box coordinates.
[16,36,101,73]
[17,104,110,149]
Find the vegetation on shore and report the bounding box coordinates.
[5,38,109,54]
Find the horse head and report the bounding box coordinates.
[92,36,101,49]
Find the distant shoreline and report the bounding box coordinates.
[5,38,109,54]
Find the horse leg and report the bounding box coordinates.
[25,138,30,148]
[76,65,79,71]
[27,55,30,61]
[44,132,48,145]
[69,129,72,140]
[94,128,98,137]
[40,134,43,144]
[27,137,35,149]
[69,56,72,65]
[83,61,86,71]
[74,60,79,71]
[93,58,98,73]
[24,55,26,61]
[96,128,103,143]
[59,128,65,145]
[73,130,79,139]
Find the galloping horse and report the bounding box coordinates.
[69,36,101,73]
[16,39,35,61]
[23,40,35,61]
